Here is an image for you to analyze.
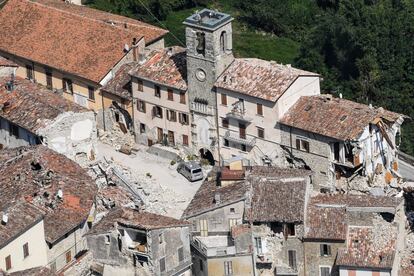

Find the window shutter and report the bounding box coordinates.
[296,139,301,150]
[167,110,170,120]
[327,245,331,256]
[320,244,324,256]
[152,106,156,117]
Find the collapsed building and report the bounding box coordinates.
[0,76,97,165]
[0,146,97,273]
[86,207,192,276]
[304,194,404,276]
[280,94,406,191]
[183,164,406,276]
[182,165,313,276]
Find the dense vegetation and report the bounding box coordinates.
[87,0,414,155]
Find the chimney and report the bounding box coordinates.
[57,189,63,199]
[2,213,8,225]
[132,37,139,62]
[214,193,221,205]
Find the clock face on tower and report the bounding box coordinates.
[195,68,206,82]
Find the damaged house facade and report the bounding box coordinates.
[0,76,97,165]
[86,207,192,276]
[0,146,97,273]
[126,9,320,164]
[0,0,167,131]
[0,57,17,78]
[182,165,313,276]
[280,94,405,191]
[129,47,191,147]
[304,194,405,276]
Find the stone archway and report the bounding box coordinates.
[199,148,215,166]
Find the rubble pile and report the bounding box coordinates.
[98,124,135,152]
[88,157,189,219]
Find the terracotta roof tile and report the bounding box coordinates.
[246,179,307,223]
[0,56,17,67]
[9,266,55,276]
[305,194,401,241]
[0,77,88,133]
[0,0,167,83]
[130,47,187,90]
[101,63,134,100]
[215,58,319,102]
[336,227,396,269]
[311,194,401,209]
[0,146,97,243]
[280,95,404,141]
[305,204,347,241]
[182,168,247,218]
[89,207,190,235]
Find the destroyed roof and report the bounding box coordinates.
[0,77,88,133]
[129,47,187,90]
[311,193,401,209]
[280,95,404,141]
[248,166,313,179]
[305,194,401,241]
[0,0,167,83]
[336,226,396,269]
[215,58,319,102]
[9,266,56,276]
[0,202,44,249]
[101,63,135,100]
[0,56,17,67]
[0,146,97,244]
[182,168,247,218]
[246,179,307,223]
[89,207,190,234]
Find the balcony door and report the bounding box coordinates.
[239,123,246,139]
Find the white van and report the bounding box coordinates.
[177,161,203,182]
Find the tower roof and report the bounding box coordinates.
[183,9,233,31]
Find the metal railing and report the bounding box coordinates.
[224,130,256,147]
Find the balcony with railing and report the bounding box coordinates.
[191,102,215,116]
[192,236,236,257]
[226,106,252,122]
[224,130,256,147]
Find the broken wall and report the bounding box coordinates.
[0,117,38,148]
[37,111,97,166]
[149,227,192,276]
[280,124,334,191]
[303,241,344,276]
[187,201,245,235]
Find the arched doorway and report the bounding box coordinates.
[199,148,215,166]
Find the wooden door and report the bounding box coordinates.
[157,128,163,143]
[168,131,175,146]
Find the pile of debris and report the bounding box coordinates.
[98,124,135,154]
[88,157,189,219]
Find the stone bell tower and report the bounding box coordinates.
[183,9,234,161]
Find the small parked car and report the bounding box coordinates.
[177,161,203,182]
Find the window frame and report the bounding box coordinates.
[62,78,73,94]
[257,127,265,139]
[224,260,233,276]
[23,242,29,258]
[26,65,33,80]
[319,266,331,276]
[5,255,11,271]
[255,237,263,255]
[288,250,297,270]
[182,134,189,146]
[257,103,263,116]
[221,93,227,106]
[160,256,166,272]
[179,113,189,125]
[180,92,186,104]
[178,246,184,263]
[154,85,161,98]
[320,244,332,257]
[296,138,310,153]
[45,70,53,90]
[167,88,174,101]
[137,100,146,113]
[137,80,144,92]
[88,86,95,101]
[140,123,146,134]
[222,118,229,128]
